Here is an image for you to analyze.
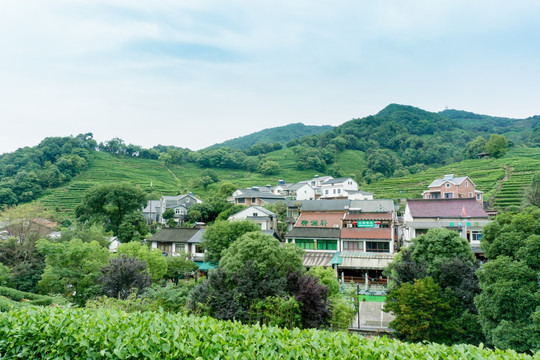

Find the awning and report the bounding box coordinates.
[302,252,335,267]
[195,261,216,271]
[338,254,394,270]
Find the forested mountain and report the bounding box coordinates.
[1,104,538,212]
[205,123,334,150]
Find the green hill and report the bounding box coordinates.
[1,104,538,217]
[205,123,334,150]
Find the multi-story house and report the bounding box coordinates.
[422,174,484,203]
[227,205,278,231]
[319,177,359,199]
[231,187,286,206]
[142,194,202,226]
[285,199,398,286]
[403,198,490,257]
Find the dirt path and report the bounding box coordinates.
[490,165,513,203]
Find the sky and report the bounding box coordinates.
[1,1,539,154]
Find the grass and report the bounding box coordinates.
[359,295,386,302]
[35,147,540,218]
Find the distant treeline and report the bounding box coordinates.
[1,104,539,208]
[0,134,96,207]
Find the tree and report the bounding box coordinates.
[476,208,540,352]
[117,212,149,242]
[58,223,112,248]
[220,232,304,277]
[75,183,148,237]
[165,253,198,284]
[162,208,175,221]
[475,257,539,352]
[286,270,332,329]
[524,172,540,207]
[100,255,152,299]
[384,277,461,345]
[258,160,281,175]
[37,239,110,305]
[464,136,487,159]
[116,242,167,282]
[201,220,261,264]
[485,134,508,158]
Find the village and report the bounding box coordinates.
[140,173,491,292]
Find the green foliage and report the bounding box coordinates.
[0,286,57,307]
[207,123,334,150]
[75,183,148,237]
[58,223,112,247]
[3,307,534,359]
[201,220,261,264]
[464,136,487,159]
[0,264,9,286]
[220,232,304,277]
[36,238,110,305]
[162,208,175,220]
[116,242,167,282]
[141,282,197,313]
[165,253,198,284]
[309,266,340,297]
[117,212,149,242]
[249,296,302,329]
[0,134,95,207]
[524,172,540,207]
[258,159,281,175]
[329,295,356,331]
[476,208,540,352]
[384,277,462,345]
[475,257,539,352]
[486,134,509,158]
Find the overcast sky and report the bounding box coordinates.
[1,1,539,154]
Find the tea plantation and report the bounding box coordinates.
[0,307,536,359]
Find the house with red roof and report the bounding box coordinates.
[403,198,491,256]
[422,174,484,204]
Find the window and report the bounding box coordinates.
[237,198,245,204]
[426,194,431,199]
[465,181,469,187]
[445,183,451,188]
[476,193,481,200]
[253,213,258,217]
[348,181,352,185]
[195,245,203,253]
[325,190,329,195]
[469,192,473,198]
[251,198,256,203]
[175,208,181,214]
[343,241,362,251]
[366,241,390,253]
[337,189,341,194]
[317,240,338,250]
[333,189,336,194]
[444,192,454,199]
[471,231,482,242]
[295,239,315,250]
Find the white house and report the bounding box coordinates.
[272,182,315,200]
[319,177,359,199]
[228,205,278,231]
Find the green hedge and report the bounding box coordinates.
[0,307,535,359]
[0,286,54,306]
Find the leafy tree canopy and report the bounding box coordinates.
[75,183,147,237]
[220,232,304,277]
[201,220,261,264]
[116,242,167,282]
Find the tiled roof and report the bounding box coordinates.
[407,198,488,218]
[148,228,201,243]
[322,177,354,185]
[349,200,394,213]
[234,189,286,199]
[340,228,393,240]
[297,200,350,211]
[187,229,206,243]
[294,212,345,228]
[143,200,161,213]
[285,227,341,239]
[428,174,474,188]
[344,213,392,220]
[32,218,58,229]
